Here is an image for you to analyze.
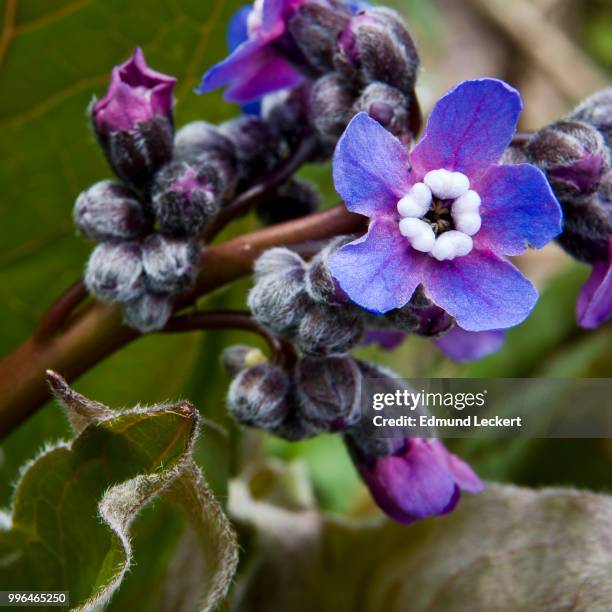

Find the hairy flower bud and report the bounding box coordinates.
[173,121,236,162]
[227,363,290,429]
[142,234,199,294]
[310,72,358,143]
[85,241,145,303]
[221,345,267,377]
[248,248,309,335]
[335,8,419,93]
[571,87,612,150]
[556,170,612,263]
[263,84,312,150]
[256,179,320,225]
[295,356,362,431]
[220,116,280,181]
[151,159,224,236]
[305,237,351,304]
[288,0,353,75]
[527,120,608,196]
[123,291,173,333]
[354,82,419,142]
[296,304,364,356]
[271,406,323,441]
[92,48,176,188]
[73,180,151,241]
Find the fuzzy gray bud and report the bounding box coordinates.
[85,241,145,303]
[295,356,362,431]
[151,160,223,236]
[289,0,352,75]
[310,73,358,143]
[256,179,320,225]
[271,407,323,441]
[571,88,612,150]
[74,180,151,241]
[123,291,173,333]
[221,345,267,377]
[142,234,199,294]
[305,237,350,304]
[527,120,609,196]
[296,304,364,357]
[227,363,290,429]
[336,8,419,93]
[220,117,280,181]
[263,85,312,150]
[248,248,310,335]
[96,115,174,189]
[173,121,236,162]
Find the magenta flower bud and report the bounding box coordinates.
[92,48,176,187]
[336,7,419,93]
[93,47,175,134]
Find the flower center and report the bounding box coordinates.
[247,0,265,36]
[396,169,482,261]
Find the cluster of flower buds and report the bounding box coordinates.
[522,88,612,328]
[199,0,422,151]
[77,47,330,331]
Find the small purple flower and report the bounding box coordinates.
[329,79,563,331]
[349,437,483,524]
[93,48,176,134]
[577,239,612,328]
[435,326,505,362]
[197,0,306,104]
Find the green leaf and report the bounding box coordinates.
[229,461,612,611]
[0,374,237,611]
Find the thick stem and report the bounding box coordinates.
[0,205,364,438]
[34,280,89,340]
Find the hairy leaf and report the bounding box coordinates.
[230,461,612,611]
[0,374,238,611]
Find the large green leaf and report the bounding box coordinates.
[0,374,238,611]
[229,460,612,612]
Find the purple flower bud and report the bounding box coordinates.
[219,116,280,181]
[123,291,173,333]
[92,48,176,187]
[527,120,608,196]
[271,398,323,441]
[571,87,612,150]
[304,237,352,304]
[173,121,237,163]
[227,363,291,429]
[73,180,151,241]
[93,48,175,134]
[256,178,320,225]
[354,82,421,143]
[221,345,267,377]
[264,84,312,151]
[85,241,145,303]
[248,248,309,335]
[295,356,362,431]
[142,234,199,294]
[295,303,364,356]
[151,159,224,236]
[336,7,419,93]
[309,72,358,143]
[288,0,353,75]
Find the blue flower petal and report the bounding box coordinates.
[333,112,412,218]
[423,249,538,331]
[410,79,523,180]
[329,217,426,313]
[227,5,252,52]
[436,327,506,362]
[475,163,562,256]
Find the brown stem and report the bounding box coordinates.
[34,280,89,341]
[0,205,365,439]
[202,136,319,243]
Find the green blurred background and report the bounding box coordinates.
[0,0,610,608]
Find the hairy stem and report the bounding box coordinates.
[0,205,364,438]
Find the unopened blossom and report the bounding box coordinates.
[577,239,612,329]
[93,47,176,134]
[329,79,563,331]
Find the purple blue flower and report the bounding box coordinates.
[93,48,176,134]
[435,326,505,362]
[577,239,612,328]
[329,79,563,332]
[197,0,307,104]
[349,436,484,524]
